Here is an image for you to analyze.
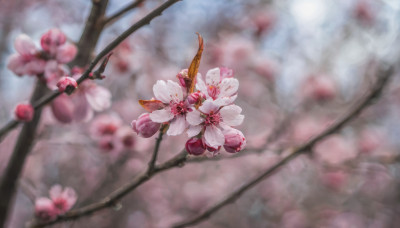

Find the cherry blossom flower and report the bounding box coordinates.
[34,198,57,221]
[196,67,239,106]
[49,185,77,214]
[186,99,244,149]
[148,80,192,136]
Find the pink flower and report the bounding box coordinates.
[196,67,238,105]
[13,103,34,122]
[185,138,206,156]
[34,198,57,221]
[131,113,161,138]
[302,76,337,101]
[223,128,246,153]
[55,43,77,63]
[49,185,77,214]
[40,28,67,55]
[149,80,191,136]
[89,114,122,139]
[7,34,46,76]
[116,126,136,148]
[186,99,244,148]
[57,76,78,93]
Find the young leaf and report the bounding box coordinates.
[138,99,165,112]
[187,33,204,93]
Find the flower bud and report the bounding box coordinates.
[40,28,66,54]
[185,138,206,156]
[57,76,78,94]
[223,129,246,153]
[14,103,34,122]
[176,69,189,87]
[131,113,160,138]
[187,91,206,104]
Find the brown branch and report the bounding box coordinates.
[172,64,394,228]
[147,130,164,173]
[0,0,182,142]
[103,0,146,25]
[29,150,188,227]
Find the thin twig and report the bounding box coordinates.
[172,64,393,228]
[103,0,146,25]
[0,0,182,143]
[29,150,188,227]
[147,130,164,173]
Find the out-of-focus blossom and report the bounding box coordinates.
[131,113,160,138]
[13,103,34,122]
[34,198,57,221]
[314,135,358,166]
[49,185,77,214]
[302,75,337,101]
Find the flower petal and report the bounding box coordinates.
[220,105,244,126]
[149,108,174,123]
[199,99,219,114]
[49,184,63,200]
[153,80,171,103]
[195,74,208,95]
[204,125,225,147]
[205,67,221,86]
[213,94,237,106]
[186,110,204,125]
[85,85,112,111]
[187,125,203,137]
[14,34,37,56]
[56,43,77,63]
[167,115,186,136]
[219,78,238,98]
[166,80,184,102]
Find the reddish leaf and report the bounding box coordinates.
[138,99,165,112]
[187,33,204,93]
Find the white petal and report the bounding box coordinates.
[219,78,239,98]
[149,108,174,123]
[205,68,221,86]
[204,125,225,147]
[214,94,237,106]
[186,110,204,125]
[220,105,244,126]
[166,80,183,102]
[187,125,203,137]
[153,80,172,103]
[85,85,112,111]
[199,99,219,114]
[167,115,186,136]
[195,74,208,95]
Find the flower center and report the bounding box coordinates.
[53,198,68,211]
[204,112,221,126]
[171,101,190,116]
[207,85,220,100]
[100,124,118,135]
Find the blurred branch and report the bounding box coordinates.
[29,150,188,227]
[172,64,394,228]
[147,130,164,173]
[0,0,182,142]
[103,0,146,25]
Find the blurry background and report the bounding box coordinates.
[1,0,400,227]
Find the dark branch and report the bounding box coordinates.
[103,0,146,25]
[172,64,394,228]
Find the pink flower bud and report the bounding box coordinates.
[223,129,246,153]
[35,197,57,221]
[57,76,78,93]
[176,69,188,87]
[14,103,34,122]
[187,91,206,104]
[40,28,67,54]
[131,113,160,138]
[185,138,206,156]
[51,94,74,123]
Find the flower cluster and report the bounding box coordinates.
[7,28,77,82]
[132,67,245,156]
[34,185,77,221]
[90,114,135,152]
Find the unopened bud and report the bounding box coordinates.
[187,91,206,105]
[57,76,77,94]
[14,103,34,122]
[185,138,206,156]
[131,113,160,138]
[223,129,246,153]
[176,69,189,88]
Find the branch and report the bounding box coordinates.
[147,130,164,173]
[172,64,393,228]
[29,150,188,227]
[0,0,182,142]
[103,0,146,25]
